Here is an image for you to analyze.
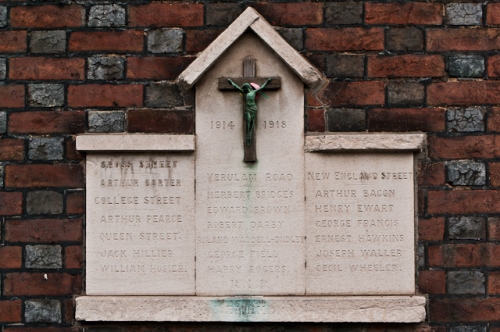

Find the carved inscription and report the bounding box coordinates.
[85,153,195,295]
[305,153,415,295]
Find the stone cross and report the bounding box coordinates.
[219,58,281,162]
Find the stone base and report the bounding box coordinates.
[75,296,426,323]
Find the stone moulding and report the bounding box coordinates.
[76,134,195,151]
[75,296,426,323]
[304,133,426,152]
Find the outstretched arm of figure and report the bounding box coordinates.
[256,78,272,92]
[228,79,244,93]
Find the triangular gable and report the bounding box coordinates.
[177,7,325,91]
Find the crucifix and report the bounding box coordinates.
[219,58,281,162]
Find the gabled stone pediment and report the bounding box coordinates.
[177,7,325,91]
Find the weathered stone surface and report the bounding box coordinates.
[28,137,64,160]
[0,58,6,80]
[26,190,63,215]
[30,31,66,54]
[76,134,195,151]
[88,5,125,27]
[449,216,486,240]
[0,111,6,134]
[327,108,366,131]
[325,2,363,25]
[446,3,483,25]
[25,245,62,269]
[147,29,183,53]
[447,107,485,132]
[88,111,125,133]
[447,270,485,294]
[28,84,64,107]
[447,160,486,186]
[418,244,425,268]
[304,133,426,152]
[25,300,61,323]
[145,82,186,108]
[76,296,427,322]
[386,28,423,52]
[0,6,6,28]
[450,326,487,332]
[206,3,244,26]
[387,82,425,107]
[326,54,364,78]
[87,56,124,80]
[448,55,484,78]
[276,28,303,50]
[0,165,4,187]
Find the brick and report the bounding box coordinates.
[128,109,194,134]
[488,108,500,132]
[0,85,24,108]
[30,31,66,54]
[0,246,22,268]
[428,190,500,214]
[428,245,444,267]
[87,56,124,80]
[429,135,500,159]
[0,111,6,133]
[69,31,143,53]
[26,190,63,214]
[5,218,82,242]
[447,107,485,132]
[386,28,424,52]
[10,58,84,80]
[305,28,384,51]
[448,270,485,294]
[0,192,22,216]
[67,192,84,214]
[28,84,64,107]
[387,82,424,107]
[0,299,22,323]
[206,3,244,26]
[365,3,443,25]
[448,55,484,78]
[25,300,61,323]
[88,111,125,133]
[129,3,204,27]
[490,162,500,186]
[325,54,364,78]
[487,55,500,77]
[307,108,325,132]
[430,298,500,322]
[307,55,325,73]
[487,4,500,24]
[327,108,366,132]
[25,245,62,269]
[4,272,81,296]
[489,217,500,240]
[418,162,445,187]
[277,28,303,51]
[185,29,223,53]
[147,29,183,53]
[428,81,500,105]
[145,82,191,108]
[88,4,125,28]
[446,161,486,186]
[11,5,84,28]
[65,246,82,269]
[0,31,27,53]
[318,81,385,106]
[368,55,444,78]
[488,272,500,294]
[5,164,83,188]
[0,139,25,161]
[418,270,445,294]
[325,2,362,25]
[449,216,486,240]
[127,57,194,80]
[63,299,74,324]
[65,137,83,161]
[428,29,500,51]
[28,137,64,162]
[252,3,323,26]
[0,57,5,80]
[446,3,482,25]
[9,111,85,134]
[3,328,73,332]
[419,217,445,241]
[369,108,445,132]
[430,244,490,267]
[68,84,143,108]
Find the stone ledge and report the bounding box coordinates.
[75,296,426,323]
[305,133,426,152]
[76,134,195,151]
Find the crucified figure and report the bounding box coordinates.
[228,78,272,147]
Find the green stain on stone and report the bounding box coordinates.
[209,298,269,322]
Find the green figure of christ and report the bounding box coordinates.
[228,78,272,147]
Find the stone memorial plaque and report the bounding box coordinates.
[85,153,195,295]
[305,152,415,295]
[195,33,306,295]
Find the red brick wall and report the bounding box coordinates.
[0,1,496,331]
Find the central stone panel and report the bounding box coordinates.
[195,33,305,295]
